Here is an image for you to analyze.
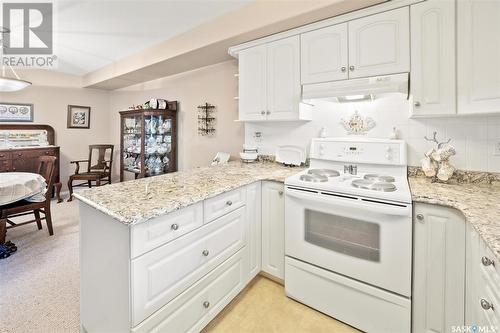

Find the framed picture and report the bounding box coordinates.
[67,105,91,129]
[0,102,34,122]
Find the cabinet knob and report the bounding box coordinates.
[341,66,347,72]
[226,200,233,206]
[202,249,209,257]
[414,101,421,107]
[278,190,283,196]
[480,298,494,311]
[349,65,355,71]
[481,256,495,267]
[261,111,266,115]
[266,111,271,115]
[171,223,179,231]
[203,301,210,309]
[416,214,424,221]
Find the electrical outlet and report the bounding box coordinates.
[495,142,500,156]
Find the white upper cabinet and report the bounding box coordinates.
[300,23,348,84]
[410,0,456,117]
[457,0,500,115]
[238,45,267,121]
[348,7,410,79]
[238,36,307,122]
[266,36,301,121]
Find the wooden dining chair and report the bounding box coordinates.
[0,155,57,237]
[67,144,114,202]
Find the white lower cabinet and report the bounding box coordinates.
[466,223,500,329]
[245,182,262,282]
[261,181,285,280]
[80,181,287,333]
[413,203,465,333]
[131,207,247,325]
[132,249,247,333]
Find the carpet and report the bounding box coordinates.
[0,200,80,333]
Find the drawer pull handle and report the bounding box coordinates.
[203,301,210,309]
[202,249,209,257]
[481,256,495,267]
[480,298,494,311]
[171,223,179,231]
[226,200,233,206]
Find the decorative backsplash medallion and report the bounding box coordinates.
[340,110,376,135]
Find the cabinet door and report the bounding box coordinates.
[239,45,267,121]
[261,181,285,280]
[348,7,410,79]
[266,35,301,120]
[410,0,456,117]
[457,0,500,114]
[301,23,348,84]
[413,203,465,333]
[246,182,262,281]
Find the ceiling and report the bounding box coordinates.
[47,0,251,75]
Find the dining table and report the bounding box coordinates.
[0,172,47,254]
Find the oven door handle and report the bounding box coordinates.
[286,188,411,217]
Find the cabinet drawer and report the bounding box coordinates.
[0,160,11,172]
[477,244,500,324]
[132,248,246,333]
[203,187,246,224]
[12,149,55,159]
[131,207,246,326]
[0,151,11,160]
[131,203,203,258]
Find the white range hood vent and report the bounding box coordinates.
[302,73,409,102]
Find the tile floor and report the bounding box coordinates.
[204,275,360,333]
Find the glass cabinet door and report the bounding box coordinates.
[144,114,173,176]
[122,115,142,175]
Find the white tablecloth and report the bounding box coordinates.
[0,172,47,206]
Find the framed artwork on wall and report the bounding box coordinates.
[0,102,34,122]
[67,105,91,129]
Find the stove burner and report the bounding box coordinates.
[352,179,397,192]
[308,169,341,177]
[363,174,396,183]
[300,174,329,182]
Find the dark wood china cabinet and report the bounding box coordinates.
[119,101,178,182]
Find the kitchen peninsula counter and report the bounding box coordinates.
[74,161,304,225]
[410,176,500,261]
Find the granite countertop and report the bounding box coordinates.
[409,177,500,260]
[75,160,500,261]
[74,161,304,225]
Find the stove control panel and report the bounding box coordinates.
[310,138,407,165]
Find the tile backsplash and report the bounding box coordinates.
[245,94,500,172]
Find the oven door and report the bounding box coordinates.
[285,186,412,297]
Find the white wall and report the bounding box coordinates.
[245,95,500,172]
[0,85,111,189]
[110,60,243,178]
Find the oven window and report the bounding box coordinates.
[304,210,380,262]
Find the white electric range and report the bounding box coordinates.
[284,137,412,333]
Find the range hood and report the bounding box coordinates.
[302,73,409,102]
